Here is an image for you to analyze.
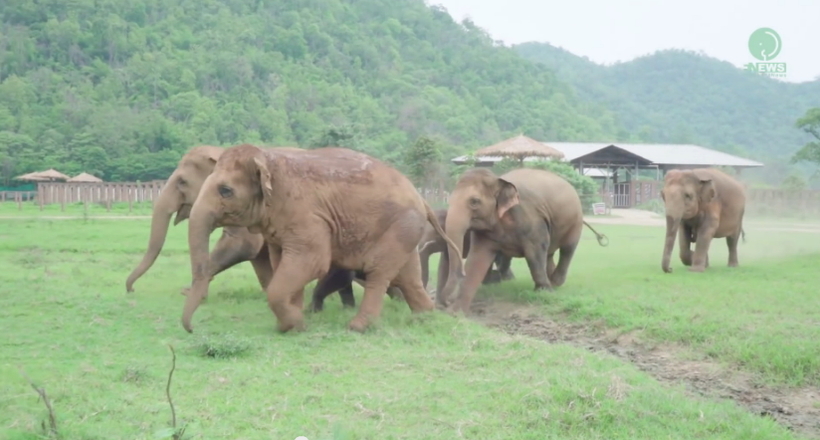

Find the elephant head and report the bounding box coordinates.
[659,169,716,271]
[125,146,222,292]
[183,145,300,332]
[438,168,519,304]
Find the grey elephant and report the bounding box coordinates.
[416,208,515,295]
[436,167,607,313]
[660,168,747,273]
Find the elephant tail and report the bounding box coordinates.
[422,201,465,279]
[583,220,609,247]
[741,227,746,243]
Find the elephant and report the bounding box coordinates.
[124,145,385,309]
[436,167,608,314]
[660,168,747,273]
[124,145,276,295]
[182,144,464,333]
[309,268,405,312]
[416,208,515,295]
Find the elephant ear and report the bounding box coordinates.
[253,156,274,207]
[697,178,716,203]
[495,178,520,219]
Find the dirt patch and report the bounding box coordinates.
[468,298,820,439]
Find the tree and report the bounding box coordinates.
[403,135,443,189]
[790,108,820,168]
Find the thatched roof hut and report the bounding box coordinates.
[67,172,103,183]
[473,134,565,160]
[14,168,70,182]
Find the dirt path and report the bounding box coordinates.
[466,298,820,439]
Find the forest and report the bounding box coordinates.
[0,0,817,186]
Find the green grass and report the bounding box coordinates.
[471,223,820,388]
[0,213,817,439]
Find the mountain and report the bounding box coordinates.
[0,0,619,183]
[513,42,820,183]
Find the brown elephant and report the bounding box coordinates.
[182,144,464,333]
[660,168,746,273]
[124,145,276,295]
[124,145,382,309]
[436,167,608,313]
[417,208,515,295]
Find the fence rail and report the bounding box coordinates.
[2,181,819,217]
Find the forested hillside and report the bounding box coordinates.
[514,42,820,181]
[0,0,620,183]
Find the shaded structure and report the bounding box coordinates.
[67,172,103,183]
[452,140,764,208]
[472,134,565,161]
[14,168,70,182]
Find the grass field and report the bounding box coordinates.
[1,206,819,440]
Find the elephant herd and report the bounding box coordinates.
[123,144,748,334]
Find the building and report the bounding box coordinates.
[452,139,764,208]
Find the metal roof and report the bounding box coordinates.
[452,142,764,168]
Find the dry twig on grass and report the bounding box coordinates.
[166,344,187,440]
[19,367,59,439]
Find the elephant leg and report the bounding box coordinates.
[434,251,450,306]
[524,240,552,292]
[549,242,578,288]
[494,253,515,281]
[180,229,259,297]
[690,222,717,272]
[448,243,496,314]
[391,251,436,314]
[249,245,273,291]
[420,248,431,290]
[310,269,356,312]
[546,252,556,279]
[678,224,693,266]
[264,248,324,333]
[385,285,405,301]
[727,233,740,267]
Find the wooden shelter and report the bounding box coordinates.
[67,172,103,183]
[473,134,565,161]
[14,168,70,182]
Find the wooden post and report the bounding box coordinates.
[17,192,22,210]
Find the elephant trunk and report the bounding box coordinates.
[125,181,181,292]
[181,202,217,333]
[439,207,469,305]
[661,215,680,273]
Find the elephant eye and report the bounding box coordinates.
[469,197,481,207]
[218,185,234,198]
[684,193,693,200]
[177,179,187,187]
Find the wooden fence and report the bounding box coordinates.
[0,181,452,212]
[3,180,818,217]
[1,181,168,212]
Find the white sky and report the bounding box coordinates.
[429,0,820,83]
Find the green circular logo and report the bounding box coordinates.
[748,27,781,61]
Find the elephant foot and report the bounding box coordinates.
[500,271,515,281]
[348,315,374,333]
[688,265,706,273]
[180,287,190,296]
[534,282,554,292]
[307,301,323,313]
[276,309,305,333]
[549,272,567,288]
[445,302,468,316]
[728,261,739,268]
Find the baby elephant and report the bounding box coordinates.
[309,268,404,312]
[417,208,515,296]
